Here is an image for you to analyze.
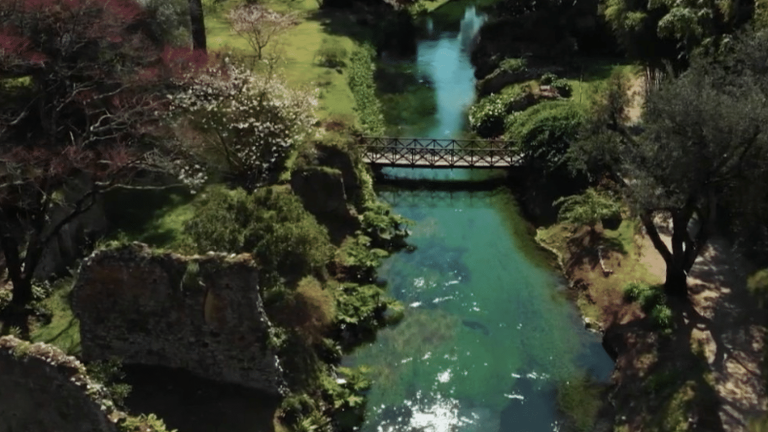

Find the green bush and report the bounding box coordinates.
[119,414,176,432]
[347,44,385,135]
[499,57,527,74]
[184,186,334,285]
[551,78,573,98]
[623,282,673,330]
[505,101,584,168]
[316,38,348,68]
[651,304,674,329]
[468,88,534,138]
[540,72,558,85]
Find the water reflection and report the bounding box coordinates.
[416,6,485,138]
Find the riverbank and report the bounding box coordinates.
[535,209,768,431]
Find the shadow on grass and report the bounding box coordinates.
[603,300,727,432]
[123,365,281,432]
[102,186,196,248]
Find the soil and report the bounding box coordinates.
[572,217,768,431]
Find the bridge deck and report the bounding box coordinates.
[359,137,521,168]
[362,155,521,168]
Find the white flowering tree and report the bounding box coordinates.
[169,63,317,191]
[227,5,299,60]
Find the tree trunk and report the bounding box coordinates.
[188,0,207,52]
[664,262,689,298]
[0,235,32,337]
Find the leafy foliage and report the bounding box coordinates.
[506,101,585,168]
[347,44,385,135]
[86,357,132,407]
[572,30,768,296]
[118,413,176,432]
[602,0,753,67]
[169,63,317,192]
[184,186,333,285]
[554,188,621,231]
[623,282,673,330]
[468,88,534,137]
[334,282,386,332]
[499,57,528,73]
[269,277,337,345]
[0,0,192,327]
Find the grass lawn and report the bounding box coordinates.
[203,0,359,121]
[536,217,654,325]
[29,277,80,356]
[565,60,641,108]
[102,187,197,250]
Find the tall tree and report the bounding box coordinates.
[188,0,207,51]
[227,5,298,60]
[602,0,755,69]
[0,0,194,331]
[570,31,768,297]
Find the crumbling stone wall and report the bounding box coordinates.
[0,336,120,432]
[72,243,285,395]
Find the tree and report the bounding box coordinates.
[168,61,317,192]
[554,188,621,236]
[226,5,298,60]
[0,0,193,331]
[188,0,206,51]
[570,30,768,298]
[602,0,754,69]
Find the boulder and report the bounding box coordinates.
[0,336,121,432]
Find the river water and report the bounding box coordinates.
[344,5,614,431]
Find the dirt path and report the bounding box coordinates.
[625,72,646,124]
[637,226,768,431]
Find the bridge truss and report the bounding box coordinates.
[359,137,521,168]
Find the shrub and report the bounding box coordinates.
[119,414,176,432]
[651,304,674,329]
[506,101,584,168]
[551,78,573,98]
[334,282,386,337]
[347,44,385,135]
[623,282,673,330]
[468,88,534,138]
[316,37,348,68]
[499,57,527,74]
[184,186,334,285]
[290,277,337,344]
[540,72,558,85]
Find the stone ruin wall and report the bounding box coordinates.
[72,243,285,395]
[0,336,120,432]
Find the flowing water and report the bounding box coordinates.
[344,5,614,431]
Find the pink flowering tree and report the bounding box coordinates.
[168,62,318,192]
[0,0,201,331]
[226,4,299,60]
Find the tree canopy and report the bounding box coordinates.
[570,29,768,296]
[0,0,197,330]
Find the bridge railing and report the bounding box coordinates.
[358,137,519,167]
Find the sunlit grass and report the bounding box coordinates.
[204,0,359,120]
[30,277,80,356]
[102,187,196,250]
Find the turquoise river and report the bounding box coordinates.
[344,4,614,431]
